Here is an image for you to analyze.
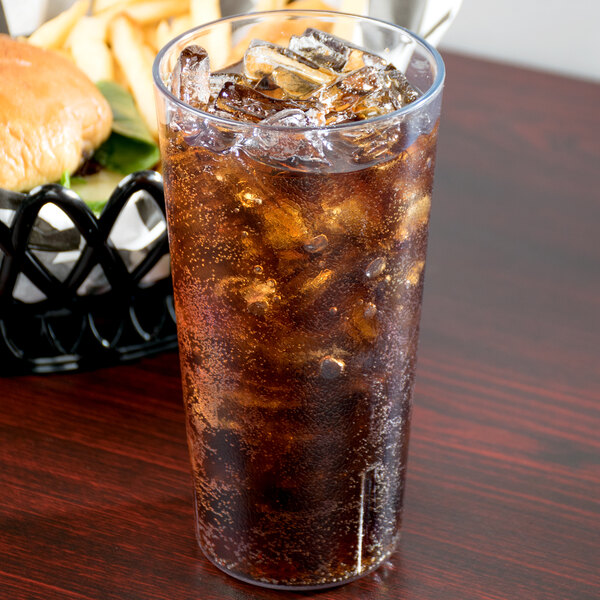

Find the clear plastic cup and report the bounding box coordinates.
[154,10,444,590]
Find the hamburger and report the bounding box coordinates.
[0,35,113,192]
[0,35,159,210]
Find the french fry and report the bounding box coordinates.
[148,13,194,55]
[93,0,188,27]
[28,0,90,49]
[66,16,114,81]
[142,43,158,70]
[109,15,158,137]
[112,58,130,89]
[253,0,288,9]
[124,0,190,25]
[142,23,160,52]
[189,0,228,70]
[169,15,193,38]
[332,0,369,40]
[286,0,337,10]
[92,0,139,14]
[337,0,369,13]
[155,19,175,50]
[190,0,219,25]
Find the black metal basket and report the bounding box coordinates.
[0,171,177,375]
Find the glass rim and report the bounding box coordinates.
[152,9,446,132]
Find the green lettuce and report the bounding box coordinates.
[94,80,159,174]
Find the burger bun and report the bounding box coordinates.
[0,35,113,192]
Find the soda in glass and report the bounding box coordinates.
[153,10,444,590]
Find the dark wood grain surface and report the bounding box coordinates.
[1,53,599,600]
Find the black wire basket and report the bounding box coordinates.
[0,171,178,375]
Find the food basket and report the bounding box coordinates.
[0,171,177,375]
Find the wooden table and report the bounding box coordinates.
[1,53,599,600]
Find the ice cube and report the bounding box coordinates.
[315,84,353,114]
[396,194,431,241]
[253,75,284,99]
[213,275,279,317]
[316,66,384,114]
[245,108,329,168]
[288,28,351,72]
[171,45,210,107]
[342,65,382,89]
[271,66,323,98]
[318,194,383,238]
[213,275,247,301]
[251,108,311,161]
[405,260,425,287]
[324,109,361,126]
[261,108,310,128]
[289,28,387,75]
[261,198,309,250]
[182,118,242,153]
[325,66,422,141]
[215,82,313,123]
[346,300,378,343]
[243,41,336,90]
[343,47,387,72]
[208,72,246,97]
[300,268,333,296]
[351,89,398,120]
[284,268,335,307]
[340,122,406,165]
[386,66,420,106]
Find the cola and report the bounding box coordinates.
[156,18,443,589]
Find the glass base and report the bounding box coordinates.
[199,540,396,591]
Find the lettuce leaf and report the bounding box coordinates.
[93,133,160,175]
[94,81,159,174]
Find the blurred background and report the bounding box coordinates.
[440,0,599,82]
[2,0,598,81]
